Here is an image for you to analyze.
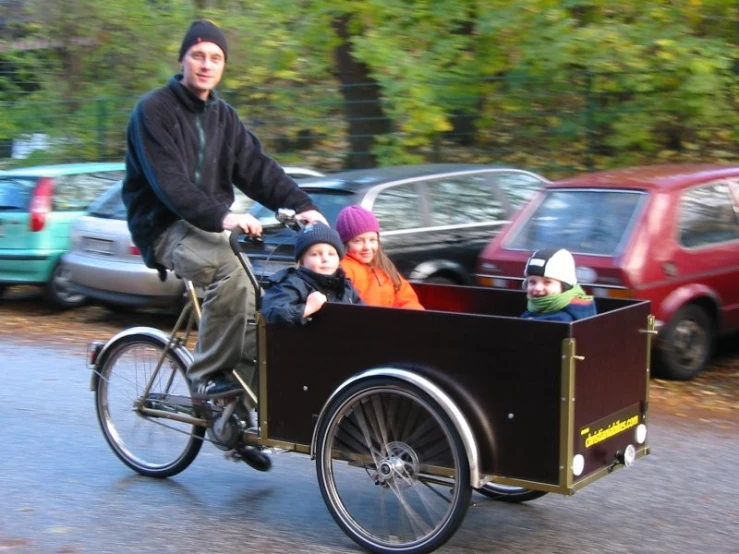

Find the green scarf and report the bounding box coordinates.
[527,284,593,314]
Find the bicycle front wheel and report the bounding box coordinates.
[316,378,471,554]
[94,334,204,477]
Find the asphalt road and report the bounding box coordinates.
[1,337,738,554]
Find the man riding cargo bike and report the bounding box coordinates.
[121,19,325,469]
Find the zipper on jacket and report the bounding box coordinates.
[194,113,205,187]
[372,267,383,286]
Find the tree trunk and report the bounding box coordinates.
[332,15,391,169]
[447,17,479,146]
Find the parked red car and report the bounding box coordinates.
[476,164,739,380]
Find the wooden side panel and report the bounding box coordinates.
[571,301,651,479]
[262,283,649,487]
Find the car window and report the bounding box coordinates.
[0,177,36,210]
[425,175,508,226]
[506,189,645,255]
[232,189,253,214]
[233,169,322,213]
[678,182,739,248]
[88,181,282,221]
[728,179,739,203]
[53,171,124,211]
[370,183,424,231]
[492,171,547,209]
[249,190,358,226]
[88,182,127,219]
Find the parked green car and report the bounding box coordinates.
[0,163,124,308]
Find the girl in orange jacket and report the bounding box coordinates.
[335,205,424,310]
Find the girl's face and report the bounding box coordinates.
[301,244,340,275]
[526,275,563,297]
[346,231,379,264]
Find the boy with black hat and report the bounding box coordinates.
[262,223,364,326]
[121,20,326,470]
[521,248,596,322]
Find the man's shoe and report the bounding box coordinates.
[196,376,243,400]
[233,446,272,472]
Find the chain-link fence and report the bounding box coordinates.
[2,70,738,179]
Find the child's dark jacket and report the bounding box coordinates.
[521,297,597,322]
[262,266,363,326]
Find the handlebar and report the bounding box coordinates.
[275,208,304,232]
[228,208,306,311]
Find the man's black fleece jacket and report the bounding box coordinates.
[122,74,317,272]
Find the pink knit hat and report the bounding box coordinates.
[335,205,381,243]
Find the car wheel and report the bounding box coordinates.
[0,284,6,299]
[46,262,87,309]
[657,304,714,380]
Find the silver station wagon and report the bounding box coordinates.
[63,167,323,310]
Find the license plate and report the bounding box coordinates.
[82,237,114,254]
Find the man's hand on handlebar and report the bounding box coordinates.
[296,209,327,226]
[222,212,262,237]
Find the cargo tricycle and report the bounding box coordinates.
[89,212,653,554]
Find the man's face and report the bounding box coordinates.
[181,42,225,100]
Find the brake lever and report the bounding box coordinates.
[275,208,305,231]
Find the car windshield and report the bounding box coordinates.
[505,189,646,255]
[88,182,126,219]
[0,177,36,210]
[249,190,358,226]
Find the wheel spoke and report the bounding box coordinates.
[352,399,386,466]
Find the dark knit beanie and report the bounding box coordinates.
[295,223,345,262]
[179,20,228,62]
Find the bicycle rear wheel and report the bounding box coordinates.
[94,334,204,477]
[316,378,471,554]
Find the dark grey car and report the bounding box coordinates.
[246,164,548,285]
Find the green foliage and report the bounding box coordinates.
[0,0,737,170]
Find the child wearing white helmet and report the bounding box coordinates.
[521,248,596,322]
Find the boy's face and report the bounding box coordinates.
[526,275,563,297]
[301,244,340,275]
[346,231,379,264]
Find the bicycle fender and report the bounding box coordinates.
[310,367,484,489]
[89,327,194,391]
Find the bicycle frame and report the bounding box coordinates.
[133,277,258,427]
